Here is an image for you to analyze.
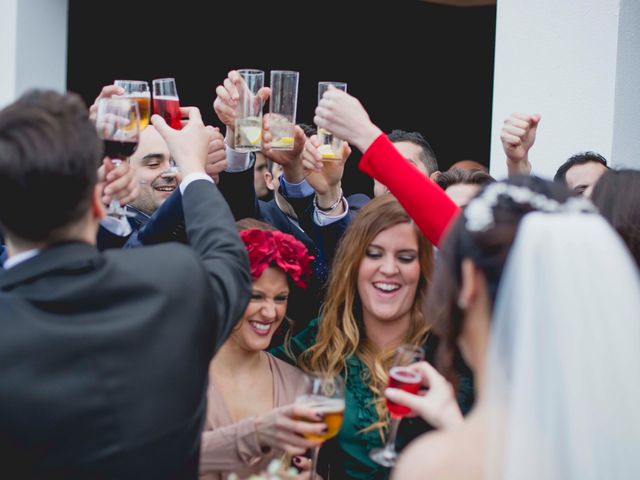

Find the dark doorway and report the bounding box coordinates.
[67,0,496,196]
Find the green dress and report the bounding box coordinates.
[269,319,475,480]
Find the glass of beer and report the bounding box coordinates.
[234,69,265,152]
[152,77,182,130]
[369,344,425,467]
[95,97,140,217]
[316,81,347,161]
[114,80,150,130]
[295,374,345,480]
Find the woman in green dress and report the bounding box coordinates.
[272,195,474,479]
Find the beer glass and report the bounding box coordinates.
[152,78,181,130]
[234,69,265,152]
[114,80,151,130]
[95,97,140,217]
[268,70,299,150]
[316,81,347,160]
[295,374,345,480]
[369,344,425,467]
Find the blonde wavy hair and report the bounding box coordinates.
[298,195,433,439]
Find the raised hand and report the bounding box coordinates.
[97,157,139,207]
[213,70,271,146]
[204,126,227,183]
[302,134,351,198]
[151,107,209,178]
[261,119,307,183]
[384,361,463,430]
[314,87,382,153]
[89,84,125,124]
[500,112,540,176]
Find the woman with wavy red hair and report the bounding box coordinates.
[199,221,322,480]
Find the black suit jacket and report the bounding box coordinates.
[0,180,252,479]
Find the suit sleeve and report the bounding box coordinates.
[359,134,460,247]
[132,188,186,246]
[217,160,260,222]
[182,179,252,352]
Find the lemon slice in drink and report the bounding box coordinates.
[318,144,338,159]
[272,136,294,148]
[241,126,262,145]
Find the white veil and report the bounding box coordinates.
[485,212,640,480]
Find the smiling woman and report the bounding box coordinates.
[199,220,320,480]
[269,195,475,480]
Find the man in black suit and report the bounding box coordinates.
[0,90,252,478]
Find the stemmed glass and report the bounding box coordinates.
[114,80,151,130]
[295,374,345,480]
[369,344,425,467]
[95,97,140,217]
[152,77,182,130]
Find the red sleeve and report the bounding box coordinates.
[359,134,460,246]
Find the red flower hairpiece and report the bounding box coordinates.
[240,229,314,288]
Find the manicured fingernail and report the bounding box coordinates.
[321,426,328,433]
[315,412,323,420]
[293,456,301,465]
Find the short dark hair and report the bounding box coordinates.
[435,168,495,191]
[388,129,438,174]
[0,89,101,242]
[297,123,316,138]
[591,169,640,267]
[554,151,608,184]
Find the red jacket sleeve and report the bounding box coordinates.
[359,134,460,246]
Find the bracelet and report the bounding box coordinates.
[314,188,343,212]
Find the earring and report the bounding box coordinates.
[457,297,467,310]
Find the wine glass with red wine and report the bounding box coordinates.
[369,344,425,467]
[95,97,140,217]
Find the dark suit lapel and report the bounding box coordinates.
[0,242,103,291]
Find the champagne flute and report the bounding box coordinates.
[152,77,182,130]
[295,374,345,480]
[95,97,140,217]
[114,79,151,130]
[369,344,425,467]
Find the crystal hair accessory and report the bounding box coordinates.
[464,183,598,232]
[240,229,314,288]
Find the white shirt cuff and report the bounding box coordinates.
[225,145,253,172]
[100,214,133,236]
[280,176,314,198]
[180,173,214,194]
[313,197,349,226]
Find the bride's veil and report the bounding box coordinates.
[485,212,640,480]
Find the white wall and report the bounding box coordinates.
[489,0,640,179]
[0,0,19,108]
[611,0,640,169]
[0,0,68,109]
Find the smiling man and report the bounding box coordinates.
[127,125,180,218]
[373,129,439,197]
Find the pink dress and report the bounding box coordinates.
[199,353,307,479]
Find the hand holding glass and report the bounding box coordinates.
[369,344,425,467]
[295,374,345,480]
[95,98,140,217]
